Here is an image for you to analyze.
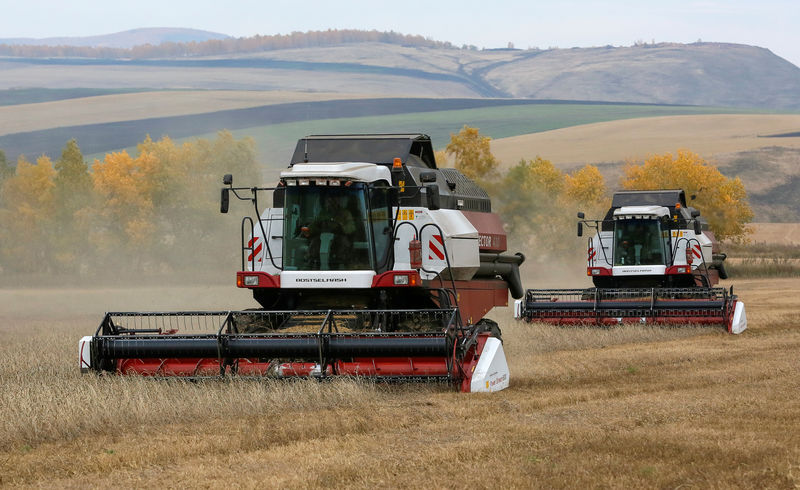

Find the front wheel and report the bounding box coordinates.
[475,318,502,341]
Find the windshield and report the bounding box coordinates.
[613,219,667,266]
[283,184,372,271]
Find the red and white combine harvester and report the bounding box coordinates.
[80,134,525,392]
[515,190,746,334]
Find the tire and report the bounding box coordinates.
[476,318,502,341]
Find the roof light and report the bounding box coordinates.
[393,157,402,169]
[298,179,310,186]
[675,202,682,210]
[315,179,328,186]
[329,180,341,187]
[286,179,297,186]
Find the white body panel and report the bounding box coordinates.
[394,207,479,280]
[281,162,391,183]
[469,337,510,393]
[513,299,523,319]
[280,270,376,288]
[248,208,283,274]
[79,336,92,373]
[730,301,747,334]
[613,205,669,218]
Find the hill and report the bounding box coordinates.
[490,114,800,221]
[0,27,229,49]
[0,98,751,166]
[1,34,799,109]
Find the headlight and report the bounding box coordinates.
[243,275,259,286]
[393,274,410,285]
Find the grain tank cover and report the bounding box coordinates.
[290,134,437,169]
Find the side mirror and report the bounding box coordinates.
[694,220,702,235]
[577,221,583,237]
[425,184,440,210]
[220,188,230,214]
[577,212,585,219]
[223,174,233,185]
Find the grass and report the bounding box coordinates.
[724,239,800,278]
[727,258,800,278]
[1,278,799,487]
[726,241,800,258]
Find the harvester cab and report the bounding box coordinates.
[516,189,746,334]
[81,134,524,392]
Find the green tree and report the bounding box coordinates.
[496,157,565,249]
[0,149,12,185]
[53,139,95,271]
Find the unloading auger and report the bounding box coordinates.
[80,134,525,392]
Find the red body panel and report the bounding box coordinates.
[426,278,508,324]
[461,211,507,253]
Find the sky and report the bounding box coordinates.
[1,0,798,67]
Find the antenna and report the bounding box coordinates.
[303,138,309,163]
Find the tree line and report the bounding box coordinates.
[0,29,455,59]
[0,125,753,278]
[441,126,753,261]
[0,132,259,277]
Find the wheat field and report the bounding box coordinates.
[0,276,798,488]
[490,113,800,168]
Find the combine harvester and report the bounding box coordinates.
[80,134,525,392]
[515,190,746,334]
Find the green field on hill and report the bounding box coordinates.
[169,102,761,172]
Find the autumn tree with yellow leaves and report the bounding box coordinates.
[445,126,499,184]
[441,126,610,257]
[0,155,57,272]
[0,131,259,277]
[622,150,753,242]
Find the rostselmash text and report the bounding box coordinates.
[295,278,348,283]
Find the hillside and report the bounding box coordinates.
[490,114,800,221]
[0,27,229,49]
[1,36,799,109]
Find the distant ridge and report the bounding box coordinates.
[1,29,799,109]
[0,27,229,49]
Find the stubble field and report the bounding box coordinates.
[0,277,798,488]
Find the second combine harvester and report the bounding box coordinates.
[80,134,525,392]
[515,189,746,333]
